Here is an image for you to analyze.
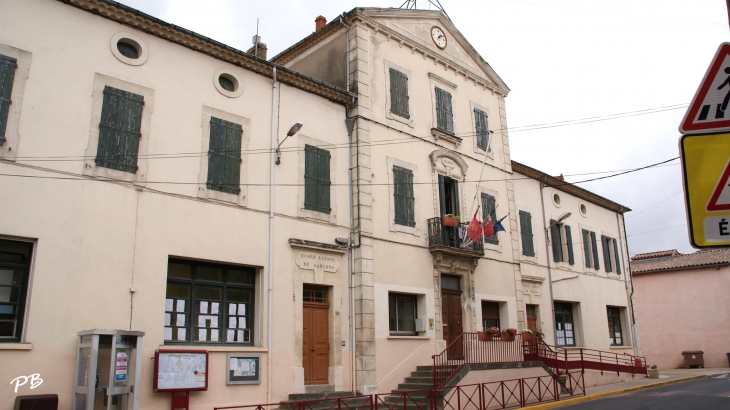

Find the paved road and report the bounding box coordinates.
[559,374,730,409]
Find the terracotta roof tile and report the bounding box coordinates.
[631,248,730,274]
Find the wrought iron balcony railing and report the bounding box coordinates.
[427,217,484,256]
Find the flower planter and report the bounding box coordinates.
[647,369,659,379]
[442,216,459,227]
[478,331,493,341]
[522,333,535,342]
[501,332,515,342]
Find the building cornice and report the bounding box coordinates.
[57,0,354,105]
[272,9,510,97]
[511,161,632,214]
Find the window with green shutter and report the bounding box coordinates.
[519,210,534,256]
[393,166,415,227]
[612,238,622,275]
[0,54,17,147]
[207,117,242,195]
[435,87,454,134]
[590,231,600,270]
[550,219,563,262]
[601,235,613,272]
[565,225,574,265]
[95,86,144,173]
[304,144,331,214]
[474,108,490,152]
[482,193,499,245]
[582,229,592,269]
[389,68,410,119]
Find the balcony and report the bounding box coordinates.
[427,217,484,257]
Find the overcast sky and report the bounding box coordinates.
[117,0,729,256]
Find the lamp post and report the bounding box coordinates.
[275,123,303,165]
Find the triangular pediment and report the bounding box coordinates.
[357,8,509,93]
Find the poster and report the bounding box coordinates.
[226,354,260,385]
[154,351,208,391]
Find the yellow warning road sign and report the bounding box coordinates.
[680,132,730,248]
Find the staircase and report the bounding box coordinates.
[280,391,368,410]
[379,365,442,409]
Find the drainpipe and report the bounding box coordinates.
[267,66,279,404]
[618,213,640,357]
[339,14,358,392]
[539,181,557,345]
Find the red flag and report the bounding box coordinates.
[467,211,482,243]
[483,219,494,238]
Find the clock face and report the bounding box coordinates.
[431,26,447,49]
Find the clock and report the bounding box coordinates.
[431,26,447,49]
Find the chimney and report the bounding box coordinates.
[246,43,267,60]
[555,174,564,181]
[247,35,268,60]
[315,15,327,31]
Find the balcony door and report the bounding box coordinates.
[438,175,460,217]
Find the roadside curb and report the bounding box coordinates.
[522,373,726,409]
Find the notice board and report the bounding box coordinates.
[154,350,208,392]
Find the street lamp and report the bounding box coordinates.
[275,122,303,165]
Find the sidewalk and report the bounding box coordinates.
[526,368,730,409]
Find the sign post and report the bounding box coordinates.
[679,43,730,248]
[154,350,208,410]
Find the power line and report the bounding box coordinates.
[625,191,682,219]
[626,223,686,237]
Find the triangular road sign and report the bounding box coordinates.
[707,159,730,211]
[680,43,730,134]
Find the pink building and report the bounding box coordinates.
[631,249,730,369]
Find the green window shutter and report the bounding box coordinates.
[582,229,592,268]
[482,193,499,244]
[435,87,454,134]
[96,86,144,173]
[565,225,574,265]
[207,117,242,195]
[393,166,415,227]
[474,109,490,151]
[519,210,534,256]
[389,68,410,119]
[304,144,331,214]
[590,231,600,270]
[550,220,562,262]
[0,55,17,146]
[601,235,612,272]
[613,238,622,275]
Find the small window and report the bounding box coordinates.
[303,285,327,303]
[481,301,500,330]
[95,86,144,173]
[389,293,417,335]
[441,274,460,290]
[218,75,236,92]
[482,193,499,245]
[389,68,410,119]
[304,144,331,214]
[519,211,535,257]
[207,117,242,195]
[435,87,454,134]
[607,307,623,346]
[474,109,490,152]
[116,40,139,59]
[550,221,574,265]
[0,239,33,343]
[0,54,18,147]
[393,166,415,227]
[579,203,587,216]
[554,302,575,347]
[553,193,561,206]
[165,259,256,345]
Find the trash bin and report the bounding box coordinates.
[681,351,705,368]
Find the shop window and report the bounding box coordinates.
[0,239,32,342]
[389,293,417,335]
[165,259,255,345]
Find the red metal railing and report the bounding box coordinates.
[214,373,584,410]
[434,333,647,389]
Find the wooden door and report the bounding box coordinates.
[303,303,329,384]
[441,290,463,359]
[526,305,537,332]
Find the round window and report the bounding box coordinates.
[219,75,236,92]
[117,40,140,59]
[580,203,587,216]
[553,193,561,205]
